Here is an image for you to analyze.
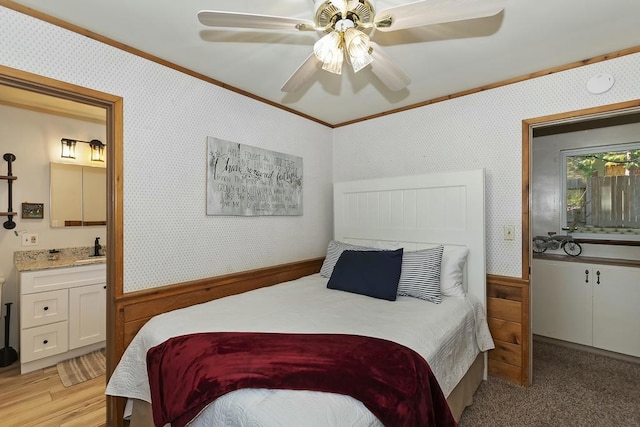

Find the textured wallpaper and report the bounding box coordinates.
[0,6,334,292]
[333,53,640,277]
[2,5,639,288]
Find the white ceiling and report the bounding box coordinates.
[8,0,640,126]
[0,85,106,123]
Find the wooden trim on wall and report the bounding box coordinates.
[524,100,640,128]
[0,0,332,128]
[0,64,125,427]
[521,121,531,280]
[486,274,530,386]
[115,257,324,350]
[521,98,640,387]
[332,47,640,127]
[3,0,640,128]
[106,96,124,427]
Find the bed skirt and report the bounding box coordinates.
[446,352,484,421]
[127,353,484,426]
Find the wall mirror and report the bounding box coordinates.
[50,162,106,227]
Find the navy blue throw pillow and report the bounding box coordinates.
[327,249,403,301]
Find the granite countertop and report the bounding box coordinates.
[14,246,107,272]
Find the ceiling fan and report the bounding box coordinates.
[198,0,505,93]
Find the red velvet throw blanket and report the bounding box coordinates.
[146,332,457,427]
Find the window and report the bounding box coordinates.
[561,143,640,240]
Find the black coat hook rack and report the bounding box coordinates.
[2,153,17,230]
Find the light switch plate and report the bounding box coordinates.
[504,225,515,241]
[22,233,39,246]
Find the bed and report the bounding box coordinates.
[106,169,493,426]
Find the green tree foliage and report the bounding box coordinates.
[568,149,640,179]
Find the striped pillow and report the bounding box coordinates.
[320,240,377,277]
[397,246,444,303]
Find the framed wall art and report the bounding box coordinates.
[22,202,44,219]
[206,137,303,216]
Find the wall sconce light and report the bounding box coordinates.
[60,138,105,162]
[60,138,77,159]
[89,139,105,162]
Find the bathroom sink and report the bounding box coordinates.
[74,256,107,265]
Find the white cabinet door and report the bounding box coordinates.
[69,283,106,349]
[532,259,593,346]
[592,266,640,357]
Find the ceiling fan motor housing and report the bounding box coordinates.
[313,0,376,32]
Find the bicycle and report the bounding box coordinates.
[532,227,582,256]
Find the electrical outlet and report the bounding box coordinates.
[22,233,39,246]
[503,225,515,241]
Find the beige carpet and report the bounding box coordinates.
[56,348,106,387]
[460,341,640,426]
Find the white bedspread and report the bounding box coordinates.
[106,273,494,426]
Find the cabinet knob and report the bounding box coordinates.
[103,285,107,289]
[585,269,589,283]
[43,340,48,345]
[596,270,600,285]
[43,306,49,311]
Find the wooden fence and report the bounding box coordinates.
[587,175,640,228]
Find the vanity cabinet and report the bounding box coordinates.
[19,263,106,373]
[532,258,640,357]
[69,282,106,349]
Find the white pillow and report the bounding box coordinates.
[440,246,468,297]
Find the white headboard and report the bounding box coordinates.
[333,169,486,309]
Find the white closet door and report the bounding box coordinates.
[532,259,592,346]
[593,266,640,357]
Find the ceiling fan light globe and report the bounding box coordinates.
[313,31,342,63]
[321,51,344,75]
[344,28,370,58]
[350,52,373,73]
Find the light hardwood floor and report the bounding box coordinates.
[0,362,106,426]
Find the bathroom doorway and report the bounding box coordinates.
[0,64,123,424]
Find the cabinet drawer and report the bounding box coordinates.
[20,321,68,363]
[20,264,106,295]
[21,289,68,329]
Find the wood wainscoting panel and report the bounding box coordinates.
[487,274,530,386]
[115,257,324,353]
[109,257,323,427]
[488,318,521,345]
[489,340,521,367]
[487,296,521,323]
[488,358,522,383]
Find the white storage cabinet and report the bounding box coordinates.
[19,263,106,374]
[532,258,640,358]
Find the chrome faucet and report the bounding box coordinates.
[94,237,102,257]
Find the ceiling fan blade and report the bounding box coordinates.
[374,0,506,32]
[369,42,411,91]
[198,10,317,31]
[281,53,323,93]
